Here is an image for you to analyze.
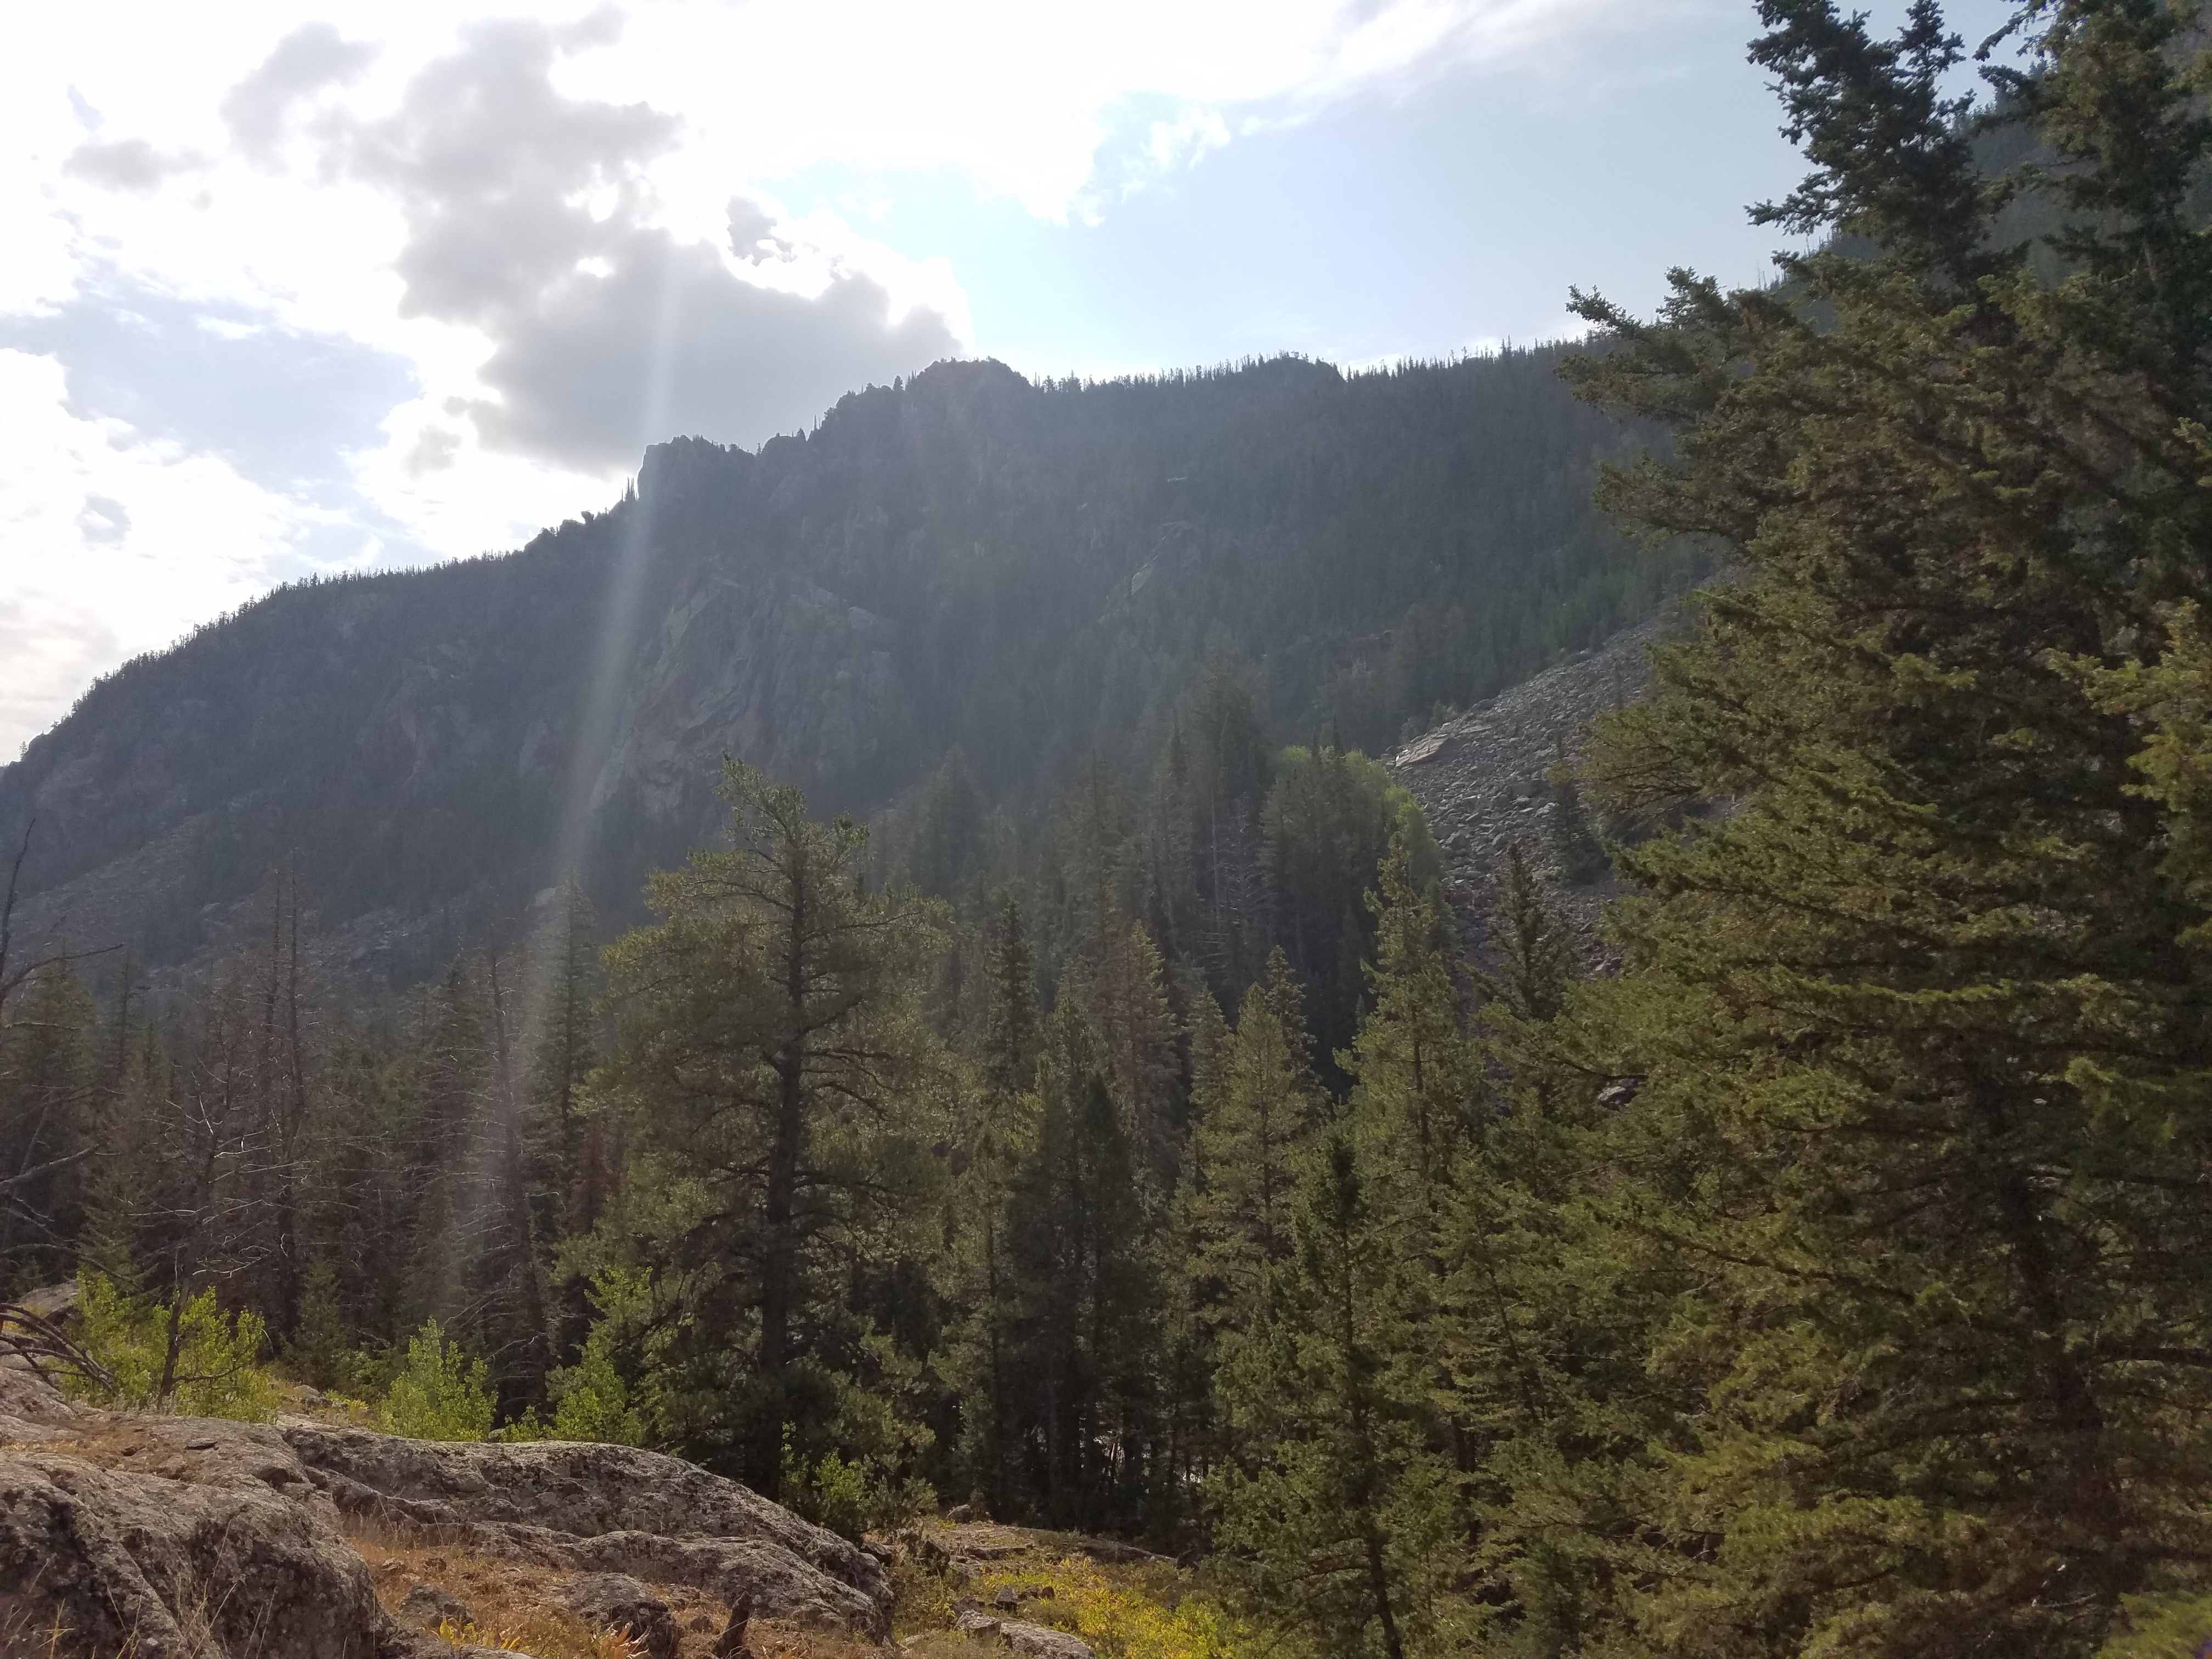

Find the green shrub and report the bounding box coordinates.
[373,1320,494,1441]
[779,1418,933,1544]
[782,1432,873,1544]
[548,1322,646,1446]
[67,1273,280,1420]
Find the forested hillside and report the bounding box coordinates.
[8,3,2212,1658]
[0,346,1681,977]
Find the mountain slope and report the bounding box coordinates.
[0,349,1690,975]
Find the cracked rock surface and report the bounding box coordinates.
[280,1423,889,1638]
[0,1358,890,1656]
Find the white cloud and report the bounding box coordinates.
[0,349,314,758]
[220,21,377,161]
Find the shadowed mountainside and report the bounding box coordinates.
[0,349,1691,977]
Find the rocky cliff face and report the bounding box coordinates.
[0,351,1670,980]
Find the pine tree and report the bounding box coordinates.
[1159,981,1232,1534]
[1081,921,1183,1190]
[949,894,1043,1516]
[1444,854,1674,1658]
[1054,757,1137,978]
[1187,951,1327,1324]
[477,949,552,1414]
[78,1021,163,1295]
[1477,844,1576,1025]
[1000,1009,1160,1531]
[405,959,488,1331]
[1210,1132,1468,1658]
[1544,746,1606,886]
[979,897,1041,1105]
[1348,832,1477,1247]
[530,872,601,1238]
[1544,2,2212,1649]
[1183,663,1276,999]
[286,1256,352,1392]
[905,747,989,898]
[1176,952,1331,1534]
[600,759,949,1492]
[1263,746,1441,1077]
[1147,720,1201,962]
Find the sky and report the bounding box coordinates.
[0,0,2022,759]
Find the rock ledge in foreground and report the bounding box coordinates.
[0,1358,889,1656]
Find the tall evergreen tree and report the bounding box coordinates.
[1348,833,1477,1252]
[1054,757,1138,981]
[78,1021,162,1294]
[1082,921,1184,1191]
[530,871,603,1239]
[1211,1131,1469,1659]
[947,894,1044,1515]
[600,759,948,1491]
[1545,1,2212,1649]
[476,950,552,1413]
[904,748,989,899]
[1000,1009,1160,1531]
[1184,664,1276,999]
[1187,951,1328,1327]
[1477,844,1578,1025]
[1545,747,1607,886]
[1263,746,1441,1077]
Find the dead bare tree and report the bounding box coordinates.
[0,1299,116,1393]
[140,973,295,1408]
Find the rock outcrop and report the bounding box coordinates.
[396,1582,473,1630]
[279,1423,889,1636]
[0,1359,889,1657]
[560,1572,679,1659]
[951,1605,1096,1659]
[0,1442,397,1658]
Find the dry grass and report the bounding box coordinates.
[342,1528,885,1659]
[430,1613,642,1657]
[270,1378,372,1424]
[0,1578,270,1659]
[888,1547,958,1640]
[0,1606,87,1659]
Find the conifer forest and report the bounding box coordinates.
[7,2,2212,1655]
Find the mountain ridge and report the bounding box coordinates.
[1,349,1691,978]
